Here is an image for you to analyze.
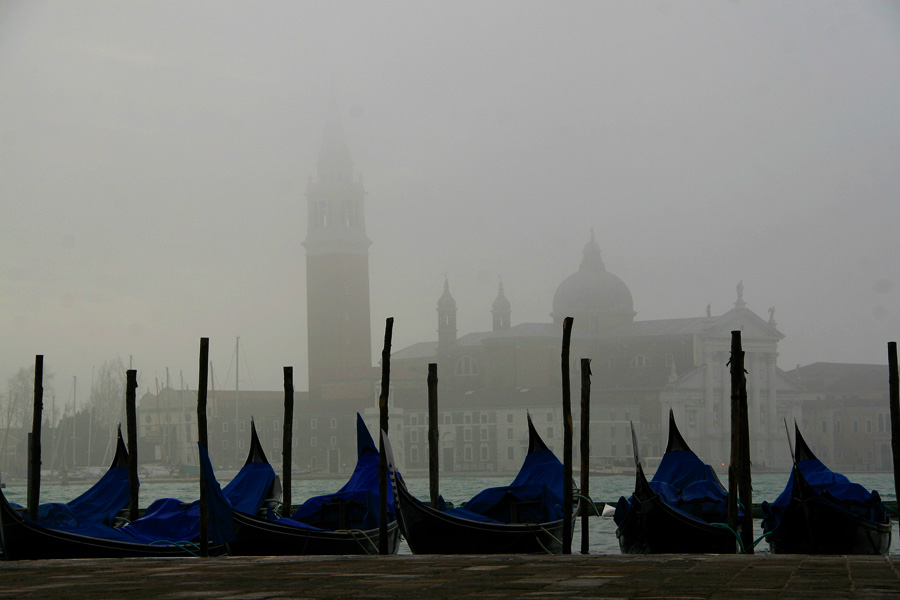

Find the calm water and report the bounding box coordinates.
[6,472,898,555]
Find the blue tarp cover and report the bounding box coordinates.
[761,458,887,531]
[30,442,275,546]
[614,448,730,527]
[443,444,564,525]
[274,414,394,531]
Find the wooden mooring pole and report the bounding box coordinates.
[282,366,294,518]
[26,355,43,520]
[378,317,394,555]
[888,342,899,508]
[561,316,574,555]
[580,357,592,554]
[427,362,439,507]
[197,337,210,557]
[125,368,139,522]
[727,330,753,553]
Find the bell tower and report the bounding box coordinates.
[303,100,373,402]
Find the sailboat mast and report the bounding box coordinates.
[72,376,76,467]
[180,371,188,466]
[235,336,240,465]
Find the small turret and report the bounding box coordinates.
[491,278,511,331]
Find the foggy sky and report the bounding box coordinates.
[1,1,898,406]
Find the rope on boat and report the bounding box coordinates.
[536,526,560,554]
[573,494,601,517]
[708,523,771,554]
[148,539,202,557]
[337,528,378,554]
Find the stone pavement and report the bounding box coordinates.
[0,554,898,599]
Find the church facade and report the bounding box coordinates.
[389,236,803,474]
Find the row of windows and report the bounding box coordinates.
[820,417,888,434]
[219,418,339,433]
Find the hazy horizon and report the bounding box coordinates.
[2,1,898,405]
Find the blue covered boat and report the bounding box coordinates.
[391,414,574,554]
[0,422,278,560]
[762,425,891,554]
[614,410,737,554]
[215,413,400,555]
[11,426,131,530]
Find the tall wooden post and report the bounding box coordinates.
[427,362,439,507]
[378,317,393,555]
[197,337,210,557]
[125,369,139,522]
[282,366,294,518]
[727,331,753,553]
[561,316,574,554]
[888,342,899,508]
[27,355,43,520]
[580,357,592,554]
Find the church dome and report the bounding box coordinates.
[551,234,635,332]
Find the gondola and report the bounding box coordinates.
[216,413,400,555]
[614,410,737,554]
[8,425,132,530]
[388,414,576,554]
[762,424,891,555]
[0,421,278,560]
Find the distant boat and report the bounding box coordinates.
[614,410,738,554]
[389,414,576,554]
[762,424,891,555]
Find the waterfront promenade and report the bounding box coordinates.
[0,554,898,599]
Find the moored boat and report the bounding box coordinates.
[614,410,737,554]
[218,413,400,555]
[389,414,576,554]
[0,422,278,560]
[762,425,891,555]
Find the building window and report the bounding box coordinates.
[310,456,317,469]
[507,447,515,460]
[330,436,336,447]
[546,412,553,422]
[464,413,472,424]
[480,413,488,424]
[273,437,280,450]
[464,446,473,461]
[311,436,318,447]
[411,446,419,462]
[630,355,649,368]
[273,419,280,431]
[822,420,827,433]
[853,421,859,433]
[239,421,246,432]
[239,439,245,450]
[866,420,872,433]
[331,418,337,429]
[411,415,418,426]
[311,418,318,430]
[665,353,674,366]
[547,427,554,439]
[464,428,472,441]
[507,414,514,423]
[480,427,488,440]
[507,428,514,440]
[411,430,419,442]
[444,414,452,425]
[611,443,617,456]
[480,445,489,461]
[455,356,479,376]
[223,422,229,433]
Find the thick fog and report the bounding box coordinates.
[1,1,898,404]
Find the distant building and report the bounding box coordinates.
[391,235,803,473]
[790,362,893,472]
